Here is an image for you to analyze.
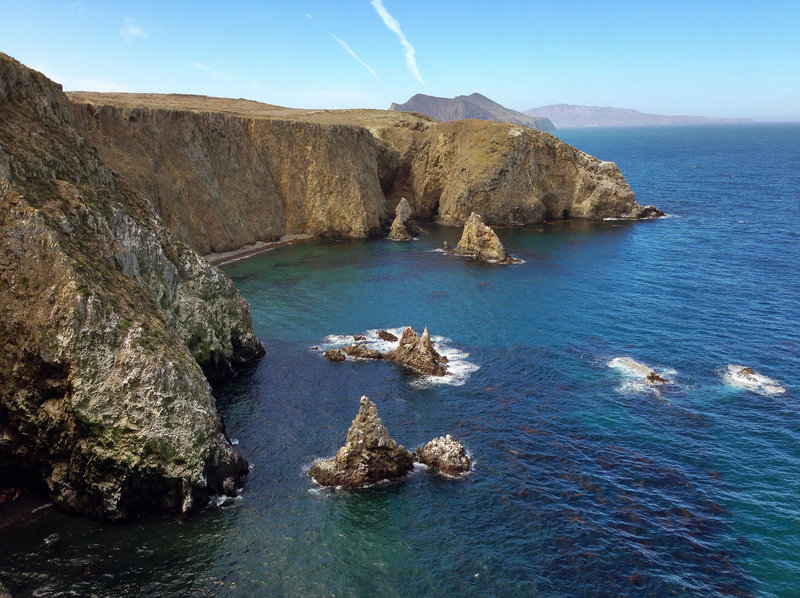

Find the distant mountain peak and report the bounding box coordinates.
[524,104,753,128]
[390,93,555,131]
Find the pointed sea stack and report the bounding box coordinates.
[455,212,519,264]
[309,396,414,488]
[385,326,448,376]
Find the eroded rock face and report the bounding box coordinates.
[309,397,413,488]
[414,435,471,476]
[0,52,261,519]
[455,212,519,264]
[385,327,448,376]
[66,92,660,257]
[388,197,425,241]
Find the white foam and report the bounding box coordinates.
[208,494,244,508]
[722,365,786,396]
[607,356,674,402]
[315,327,480,386]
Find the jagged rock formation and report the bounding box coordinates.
[385,327,448,376]
[377,330,398,342]
[454,212,519,264]
[0,53,264,519]
[309,396,413,488]
[65,90,659,255]
[414,435,471,476]
[391,92,555,131]
[309,397,470,488]
[388,197,425,241]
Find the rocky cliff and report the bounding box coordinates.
[0,53,263,519]
[66,93,655,255]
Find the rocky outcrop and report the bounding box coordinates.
[0,52,263,519]
[309,397,413,488]
[414,435,471,476]
[309,397,471,488]
[385,327,448,376]
[342,344,383,360]
[324,348,346,362]
[388,197,425,241]
[66,91,660,256]
[378,330,398,342]
[454,212,519,263]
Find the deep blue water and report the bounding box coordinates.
[1,124,799,597]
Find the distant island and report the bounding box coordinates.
[390,93,555,131]
[524,104,753,128]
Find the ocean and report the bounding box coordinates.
[1,124,798,596]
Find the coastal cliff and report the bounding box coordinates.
[67,93,654,256]
[0,53,263,518]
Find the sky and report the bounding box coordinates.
[2,0,798,121]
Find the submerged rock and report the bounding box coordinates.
[414,435,471,476]
[723,365,785,396]
[309,396,414,488]
[385,327,448,376]
[608,357,665,385]
[388,197,425,241]
[454,213,519,264]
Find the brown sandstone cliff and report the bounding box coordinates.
[66,93,657,256]
[0,53,263,519]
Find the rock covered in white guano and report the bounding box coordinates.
[414,434,471,476]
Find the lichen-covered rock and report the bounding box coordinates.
[455,212,519,264]
[414,435,471,476]
[0,52,262,519]
[309,396,413,488]
[384,326,448,376]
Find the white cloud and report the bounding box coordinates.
[191,62,219,77]
[120,18,147,41]
[328,32,383,85]
[370,0,424,84]
[305,13,313,19]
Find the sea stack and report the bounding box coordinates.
[388,197,425,241]
[385,327,449,376]
[414,435,471,476]
[309,396,414,488]
[455,212,519,264]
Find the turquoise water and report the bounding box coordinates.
[1,124,798,596]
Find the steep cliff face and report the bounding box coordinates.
[70,100,387,254]
[377,120,646,225]
[0,53,263,518]
[67,93,656,257]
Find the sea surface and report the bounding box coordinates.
[1,124,799,597]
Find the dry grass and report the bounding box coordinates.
[66,91,437,129]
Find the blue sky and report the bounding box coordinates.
[2,0,798,120]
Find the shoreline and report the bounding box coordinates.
[204,234,315,266]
